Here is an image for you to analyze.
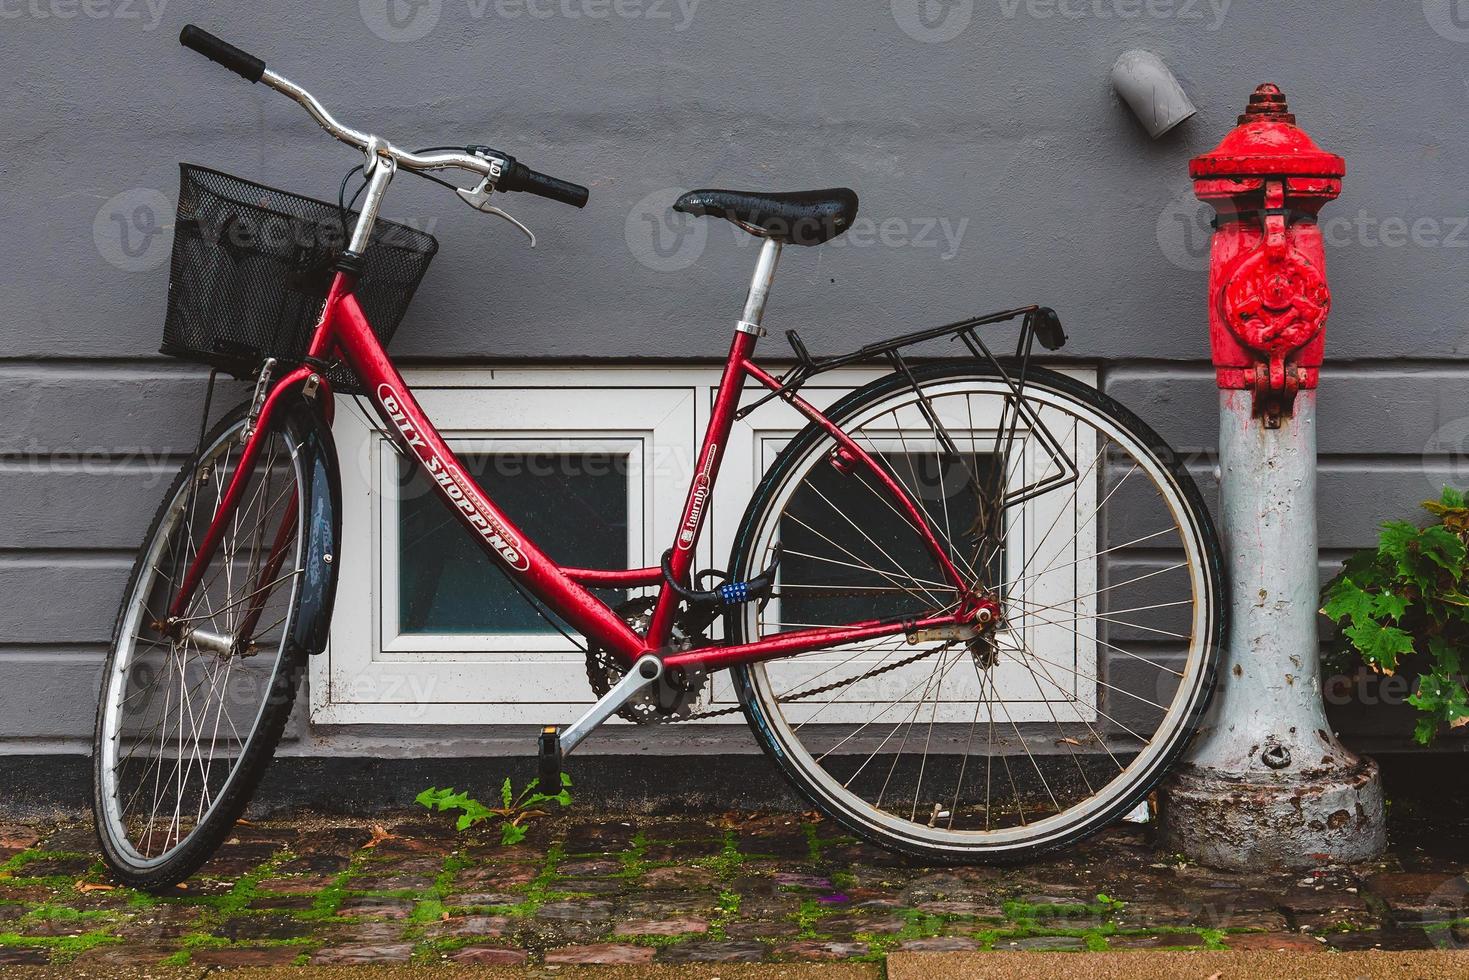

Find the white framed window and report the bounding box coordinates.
[311,364,1097,728]
[722,378,1096,726]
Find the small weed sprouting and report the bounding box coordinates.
[416,774,573,846]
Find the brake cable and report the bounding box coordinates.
[336,144,476,242]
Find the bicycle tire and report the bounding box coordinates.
[92,404,309,891]
[727,361,1225,862]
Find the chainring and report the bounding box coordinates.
[585,597,709,724]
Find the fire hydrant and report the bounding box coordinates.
[1157,85,1387,868]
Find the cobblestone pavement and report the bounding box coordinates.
[1,799,1467,969]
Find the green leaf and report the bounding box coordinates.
[1418,525,1467,573]
[1443,486,1467,509]
[415,787,440,809]
[1341,548,1385,581]
[500,777,513,809]
[1407,666,1469,750]
[552,790,572,807]
[1342,619,1414,672]
[1428,636,1463,675]
[500,822,528,846]
[1322,578,1376,626]
[1371,591,1410,621]
[1379,520,1418,565]
[561,772,573,787]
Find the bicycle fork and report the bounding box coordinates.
[163,363,328,647]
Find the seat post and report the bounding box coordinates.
[735,237,783,337]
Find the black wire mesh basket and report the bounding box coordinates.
[161,163,438,393]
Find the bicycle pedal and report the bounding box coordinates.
[537,725,562,789]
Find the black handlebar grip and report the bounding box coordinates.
[500,162,590,209]
[180,25,266,83]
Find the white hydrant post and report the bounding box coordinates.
[1157,85,1387,868]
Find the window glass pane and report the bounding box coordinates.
[398,451,629,634]
[779,450,1002,626]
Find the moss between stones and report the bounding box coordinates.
[2,819,1421,967]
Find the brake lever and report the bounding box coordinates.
[456,178,537,247]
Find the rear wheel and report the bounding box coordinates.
[92,406,308,890]
[728,363,1223,861]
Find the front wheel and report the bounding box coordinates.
[93,406,310,890]
[728,362,1224,862]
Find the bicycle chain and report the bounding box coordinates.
[676,643,944,722]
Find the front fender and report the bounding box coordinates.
[283,399,342,657]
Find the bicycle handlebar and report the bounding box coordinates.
[500,161,591,209]
[180,25,265,83]
[177,25,590,209]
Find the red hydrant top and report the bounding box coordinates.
[1191,84,1344,181]
[1190,85,1344,427]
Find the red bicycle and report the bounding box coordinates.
[93,26,1224,889]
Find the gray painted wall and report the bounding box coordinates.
[4,0,1469,759]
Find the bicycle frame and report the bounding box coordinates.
[167,256,979,676]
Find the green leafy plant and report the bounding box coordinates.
[1321,486,1469,744]
[416,774,572,846]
